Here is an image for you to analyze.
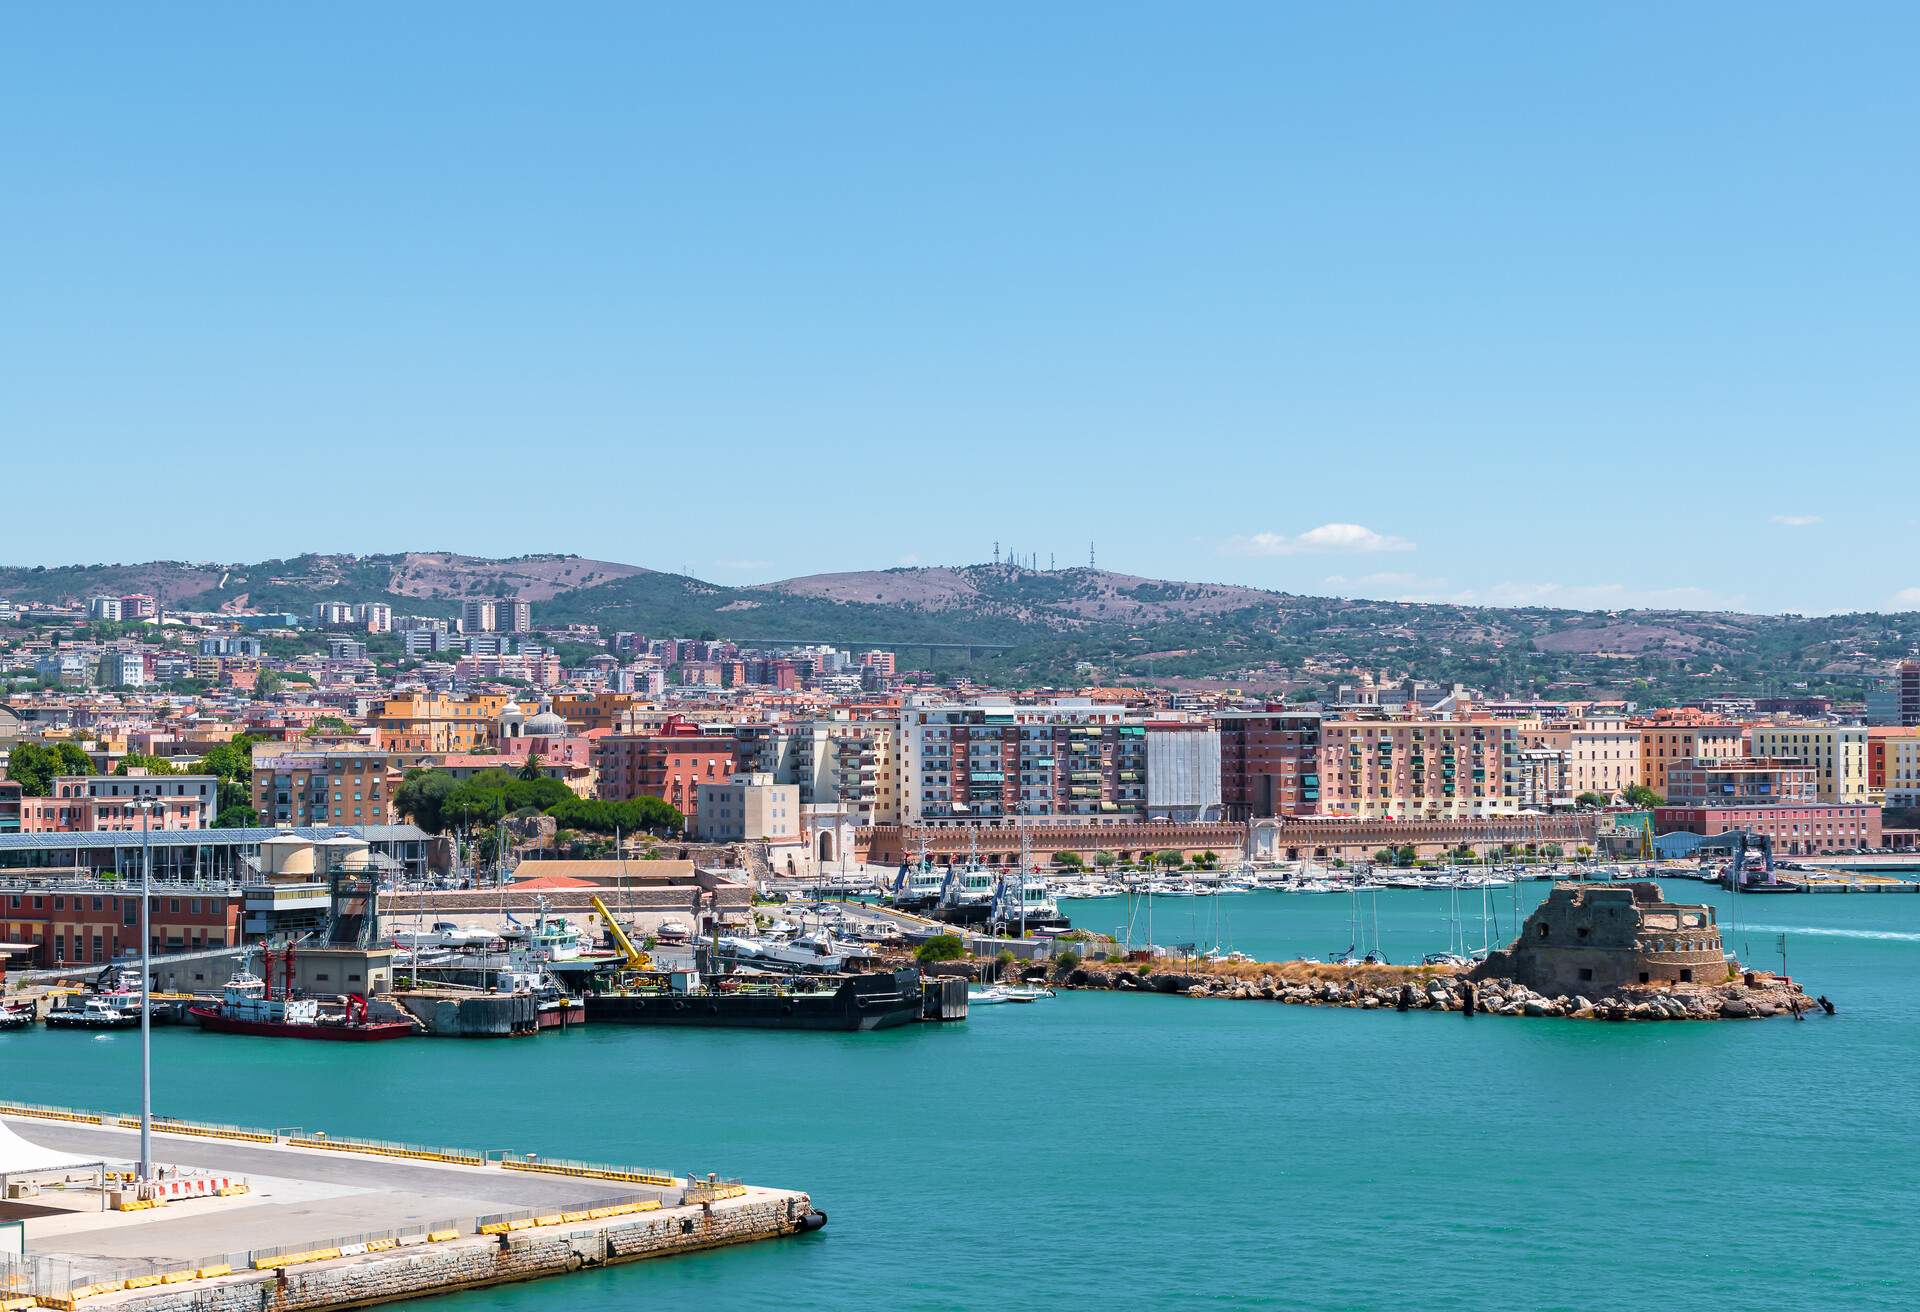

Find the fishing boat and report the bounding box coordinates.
[0,1000,34,1030]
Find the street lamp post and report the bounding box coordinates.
[135,799,155,1185]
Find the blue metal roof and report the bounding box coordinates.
[0,824,428,852]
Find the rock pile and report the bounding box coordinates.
[1059,966,1824,1021]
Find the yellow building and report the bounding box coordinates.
[1749,725,1869,804]
[1885,734,1920,808]
[375,693,515,753]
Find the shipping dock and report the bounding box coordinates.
[0,1106,822,1312]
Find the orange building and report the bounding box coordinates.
[1633,713,1744,798]
[375,693,515,753]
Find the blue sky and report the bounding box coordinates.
[3,5,1915,615]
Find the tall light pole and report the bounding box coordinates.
[135,799,155,1185]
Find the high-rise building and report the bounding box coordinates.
[1867,659,1920,728]
[505,600,533,633]
[897,700,1148,823]
[1217,710,1322,819]
[462,600,498,633]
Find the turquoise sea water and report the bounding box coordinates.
[5,880,1917,1311]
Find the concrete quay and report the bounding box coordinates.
[1,1113,820,1312]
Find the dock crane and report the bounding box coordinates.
[589,895,651,971]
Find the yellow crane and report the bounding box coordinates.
[590,895,651,971]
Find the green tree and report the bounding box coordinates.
[517,753,545,782]
[1093,850,1116,869]
[1154,850,1183,868]
[1374,847,1396,866]
[1542,843,1564,860]
[1622,784,1663,810]
[1574,791,1608,808]
[214,804,260,829]
[914,934,967,963]
[1050,851,1084,869]
[1396,844,1417,866]
[114,752,178,776]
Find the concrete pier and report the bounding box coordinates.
[0,1111,818,1312]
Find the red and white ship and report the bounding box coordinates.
[189,946,413,1042]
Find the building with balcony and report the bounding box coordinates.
[1665,757,1816,807]
[1636,718,1745,798]
[1217,710,1322,820]
[1317,714,1516,820]
[897,700,1147,824]
[1747,725,1869,804]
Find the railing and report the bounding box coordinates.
[284,1134,485,1167]
[683,1177,748,1205]
[495,1153,676,1187]
[475,1193,660,1235]
[251,1222,455,1270]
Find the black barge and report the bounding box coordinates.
[586,967,924,1031]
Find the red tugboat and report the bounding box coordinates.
[189,945,414,1042]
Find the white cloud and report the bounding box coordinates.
[1768,513,1823,528]
[1893,587,1920,609]
[1222,523,1414,556]
[713,558,771,572]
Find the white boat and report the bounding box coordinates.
[967,986,1011,1006]
[996,984,1055,1003]
[394,921,500,951]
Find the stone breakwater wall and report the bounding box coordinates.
[100,1191,814,1312]
[1059,966,1827,1021]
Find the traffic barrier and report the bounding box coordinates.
[286,1136,485,1168]
[426,1230,459,1243]
[194,1266,232,1280]
[0,1102,102,1126]
[496,1153,676,1187]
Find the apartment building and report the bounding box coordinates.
[1665,757,1816,807]
[1217,710,1322,820]
[1317,714,1517,820]
[1883,733,1920,807]
[897,701,1148,823]
[1748,725,1869,804]
[375,692,515,752]
[250,749,401,826]
[694,773,802,844]
[1866,659,1920,727]
[594,717,738,821]
[1568,716,1641,798]
[33,772,218,829]
[736,717,901,826]
[1637,719,1744,798]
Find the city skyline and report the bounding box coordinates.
[5,5,1917,614]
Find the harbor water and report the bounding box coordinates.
[5,880,1917,1311]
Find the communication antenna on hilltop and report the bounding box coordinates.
[1088,541,1096,569]
[993,541,1000,567]
[1049,553,1055,572]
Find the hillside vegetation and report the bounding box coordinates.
[3,554,1914,699]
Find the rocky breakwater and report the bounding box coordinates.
[1051,962,1830,1021]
